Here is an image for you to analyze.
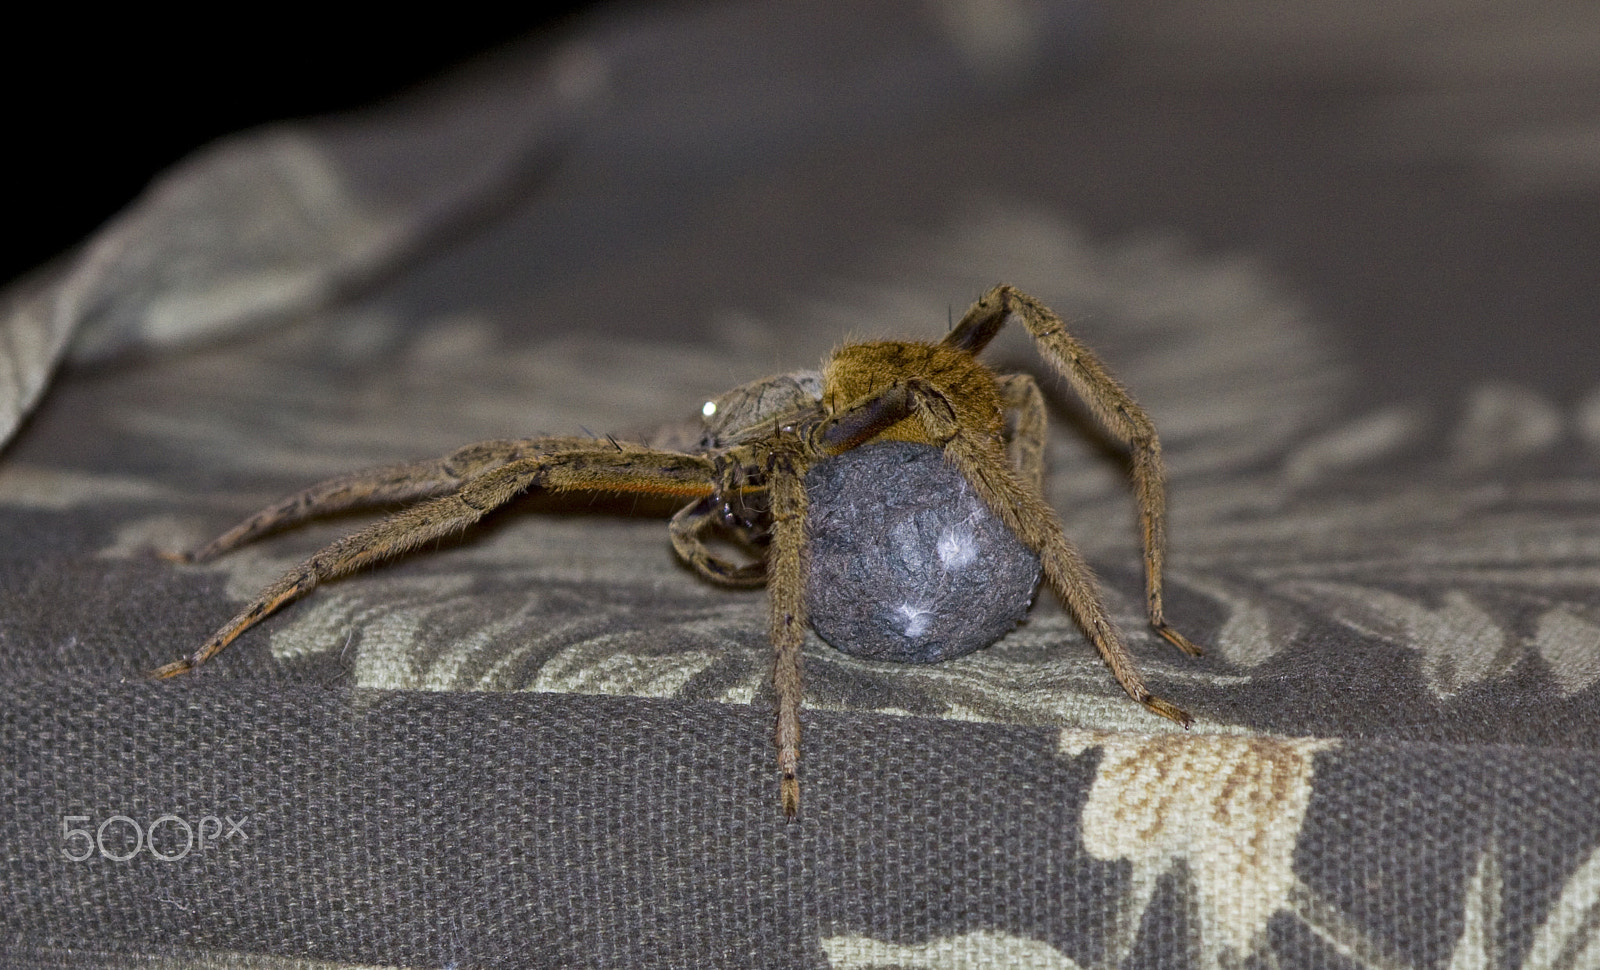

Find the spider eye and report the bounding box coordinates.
[702,401,718,418]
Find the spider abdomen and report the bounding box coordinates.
[822,340,1005,447]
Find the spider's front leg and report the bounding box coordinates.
[153,442,717,679]
[669,444,815,817]
[170,438,603,564]
[758,443,811,819]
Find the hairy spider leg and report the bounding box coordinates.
[946,285,1202,657]
[172,437,606,563]
[152,443,717,679]
[816,376,1192,727]
[994,372,1047,491]
[761,443,811,818]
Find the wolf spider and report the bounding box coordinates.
[154,284,1201,817]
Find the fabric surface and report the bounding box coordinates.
[5,2,1600,967]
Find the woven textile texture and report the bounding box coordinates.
[5,2,1600,967]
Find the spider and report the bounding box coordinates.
[153,284,1202,817]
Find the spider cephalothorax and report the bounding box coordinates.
[154,284,1201,817]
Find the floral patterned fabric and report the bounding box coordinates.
[5,3,1600,967]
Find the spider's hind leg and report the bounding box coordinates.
[959,285,1203,658]
[889,378,1193,726]
[945,431,1193,726]
[995,373,1047,490]
[814,372,1191,723]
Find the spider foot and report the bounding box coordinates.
[781,772,800,820]
[156,548,199,564]
[1155,622,1204,657]
[147,657,196,680]
[1141,694,1193,728]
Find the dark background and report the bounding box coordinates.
[11,4,1600,412]
[3,7,596,288]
